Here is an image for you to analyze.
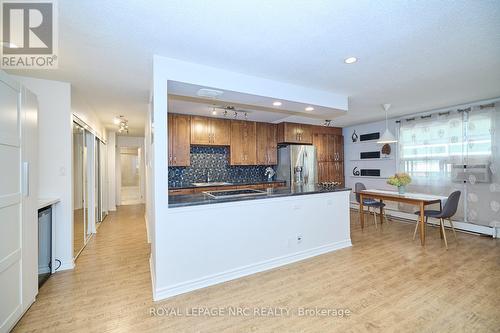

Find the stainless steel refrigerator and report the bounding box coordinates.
[276,145,318,186]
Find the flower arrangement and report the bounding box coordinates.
[387,173,412,194]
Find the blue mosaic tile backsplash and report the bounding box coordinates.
[168,146,274,186]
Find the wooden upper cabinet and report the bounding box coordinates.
[190,116,210,145]
[313,133,328,162]
[168,113,191,166]
[190,116,230,146]
[210,118,231,145]
[230,120,256,165]
[277,122,313,144]
[334,135,344,161]
[256,122,277,165]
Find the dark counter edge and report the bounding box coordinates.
[168,186,352,208]
[169,179,286,190]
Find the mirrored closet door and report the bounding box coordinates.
[72,122,87,258]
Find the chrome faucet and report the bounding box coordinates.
[206,169,211,182]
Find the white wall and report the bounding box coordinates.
[116,135,145,205]
[71,90,106,140]
[15,76,74,270]
[106,130,117,211]
[343,119,398,208]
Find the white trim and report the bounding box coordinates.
[56,260,75,272]
[149,255,156,300]
[144,214,150,244]
[350,202,494,236]
[153,239,352,301]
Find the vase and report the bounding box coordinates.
[398,186,406,194]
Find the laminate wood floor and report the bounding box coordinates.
[13,205,500,333]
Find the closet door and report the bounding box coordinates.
[0,74,23,332]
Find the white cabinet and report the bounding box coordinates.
[0,71,39,332]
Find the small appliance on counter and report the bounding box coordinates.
[276,145,317,186]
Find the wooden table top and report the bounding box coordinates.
[359,189,447,204]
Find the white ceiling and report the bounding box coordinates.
[8,1,500,134]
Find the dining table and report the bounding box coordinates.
[358,189,447,246]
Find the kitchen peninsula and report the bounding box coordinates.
[156,106,352,301]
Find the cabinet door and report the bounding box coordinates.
[256,122,268,165]
[298,124,312,144]
[335,135,344,161]
[327,162,336,182]
[327,135,335,161]
[190,116,210,145]
[314,133,330,162]
[168,113,174,165]
[242,121,256,165]
[318,162,329,182]
[267,124,277,165]
[172,114,191,166]
[256,123,277,165]
[210,118,230,145]
[230,120,244,165]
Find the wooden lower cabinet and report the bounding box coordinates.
[318,161,344,185]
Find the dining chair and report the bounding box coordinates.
[355,182,387,228]
[413,190,461,249]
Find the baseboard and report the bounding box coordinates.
[149,255,156,300]
[350,202,494,236]
[154,239,352,301]
[56,260,74,272]
[145,214,150,244]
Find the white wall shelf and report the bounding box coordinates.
[346,139,381,145]
[349,158,393,161]
[350,175,389,179]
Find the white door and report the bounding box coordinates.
[0,73,23,332]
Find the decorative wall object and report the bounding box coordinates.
[168,146,271,186]
[352,167,360,176]
[381,144,391,156]
[351,130,358,143]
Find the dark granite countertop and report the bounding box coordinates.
[168,185,351,208]
[169,179,287,190]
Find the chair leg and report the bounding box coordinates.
[373,209,377,229]
[449,218,458,241]
[440,218,448,249]
[413,216,419,240]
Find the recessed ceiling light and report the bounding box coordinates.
[305,106,314,111]
[273,101,282,107]
[344,57,357,64]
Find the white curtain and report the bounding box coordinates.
[398,105,498,226]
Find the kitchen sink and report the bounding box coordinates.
[191,182,233,187]
[203,188,267,199]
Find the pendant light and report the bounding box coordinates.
[377,103,397,144]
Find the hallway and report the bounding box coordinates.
[13,205,152,332]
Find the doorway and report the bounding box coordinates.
[119,147,143,205]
